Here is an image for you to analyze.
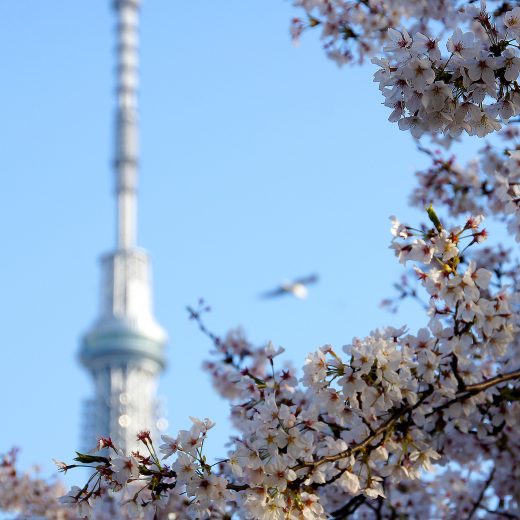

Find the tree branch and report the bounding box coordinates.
[479,506,520,519]
[295,367,520,473]
[331,494,367,519]
[466,466,495,520]
[463,369,520,395]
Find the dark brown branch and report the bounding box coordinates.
[479,505,520,519]
[296,367,520,473]
[466,466,495,520]
[451,354,467,391]
[292,387,435,472]
[463,369,520,395]
[187,305,222,349]
[227,483,248,492]
[331,495,367,519]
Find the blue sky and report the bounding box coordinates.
[0,1,463,483]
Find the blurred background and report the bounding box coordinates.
[0,1,457,482]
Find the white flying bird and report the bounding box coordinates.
[260,274,319,300]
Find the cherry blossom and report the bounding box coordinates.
[52,206,520,518]
[3,2,520,519]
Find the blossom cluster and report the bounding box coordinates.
[372,4,520,138]
[54,425,231,520]
[0,448,71,519]
[290,0,463,66]
[291,2,520,137]
[56,210,520,519]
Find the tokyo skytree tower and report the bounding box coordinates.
[80,0,167,453]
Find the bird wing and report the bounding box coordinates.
[293,273,319,286]
[259,286,288,299]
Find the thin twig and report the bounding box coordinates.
[466,466,495,520]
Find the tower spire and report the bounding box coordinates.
[79,0,167,454]
[114,0,140,250]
